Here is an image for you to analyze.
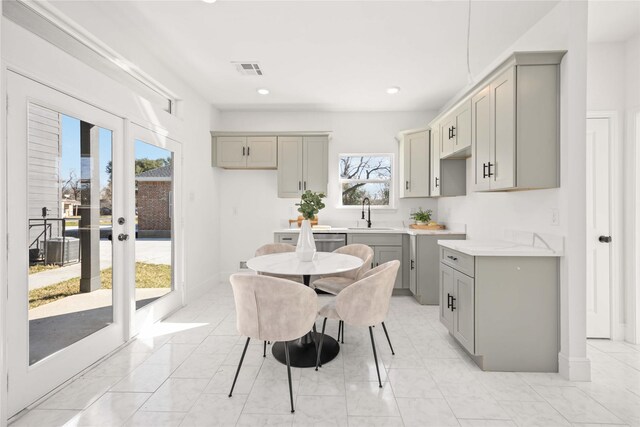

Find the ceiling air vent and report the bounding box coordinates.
[232,62,263,76]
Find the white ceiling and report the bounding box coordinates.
[588,0,640,43]
[52,0,561,112]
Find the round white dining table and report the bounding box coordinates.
[245,251,363,368]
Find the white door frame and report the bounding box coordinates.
[5,71,127,416]
[587,111,622,340]
[127,123,184,337]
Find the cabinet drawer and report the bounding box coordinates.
[275,234,298,245]
[349,233,403,246]
[440,247,474,277]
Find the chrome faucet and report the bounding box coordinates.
[361,197,372,228]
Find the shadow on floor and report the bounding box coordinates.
[29,296,161,364]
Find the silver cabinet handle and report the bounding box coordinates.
[304,181,307,190]
[298,181,302,190]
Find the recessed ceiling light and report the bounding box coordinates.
[386,86,401,95]
[257,88,270,95]
[202,0,217,3]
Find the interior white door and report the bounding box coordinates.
[6,71,126,415]
[586,117,612,339]
[129,124,184,335]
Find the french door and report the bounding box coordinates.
[6,71,127,415]
[5,72,184,415]
[127,124,183,336]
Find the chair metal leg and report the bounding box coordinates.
[229,337,250,397]
[369,326,382,388]
[381,322,395,355]
[337,321,341,342]
[284,341,295,413]
[340,321,344,344]
[312,323,319,355]
[315,318,327,371]
[263,341,267,357]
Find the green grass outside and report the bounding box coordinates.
[29,262,171,309]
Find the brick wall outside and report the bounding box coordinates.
[137,181,171,232]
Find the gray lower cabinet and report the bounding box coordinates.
[410,234,466,304]
[439,247,560,372]
[348,233,406,289]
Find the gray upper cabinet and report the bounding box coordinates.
[473,53,563,191]
[278,136,328,198]
[471,86,492,191]
[440,99,472,159]
[399,130,430,198]
[215,136,247,168]
[213,136,277,169]
[429,125,441,197]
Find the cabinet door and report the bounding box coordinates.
[407,131,430,197]
[440,118,455,158]
[302,136,328,194]
[399,136,410,198]
[439,264,454,332]
[277,136,303,198]
[453,100,471,153]
[246,136,277,168]
[453,271,475,354]
[375,246,403,289]
[472,87,492,191]
[430,126,441,197]
[216,136,247,168]
[491,67,516,190]
[409,236,417,295]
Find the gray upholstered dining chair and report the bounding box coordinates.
[311,244,374,343]
[228,273,317,413]
[314,260,400,388]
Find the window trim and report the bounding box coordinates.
[337,152,395,209]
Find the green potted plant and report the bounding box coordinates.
[410,208,432,225]
[296,190,326,226]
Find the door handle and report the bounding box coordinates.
[117,217,126,225]
[599,236,612,243]
[117,233,129,241]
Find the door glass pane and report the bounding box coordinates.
[134,139,173,309]
[28,106,113,365]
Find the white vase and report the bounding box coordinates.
[296,219,317,262]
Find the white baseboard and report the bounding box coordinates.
[558,352,591,381]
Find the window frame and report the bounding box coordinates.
[337,152,396,209]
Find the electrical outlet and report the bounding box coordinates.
[239,261,247,269]
[551,209,559,225]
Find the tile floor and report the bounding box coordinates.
[11,281,640,427]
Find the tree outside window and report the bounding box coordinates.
[339,154,392,206]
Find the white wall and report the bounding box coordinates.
[1,16,220,421]
[0,4,6,426]
[214,111,437,276]
[438,0,590,380]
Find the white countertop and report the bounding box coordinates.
[437,239,563,257]
[274,227,465,236]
